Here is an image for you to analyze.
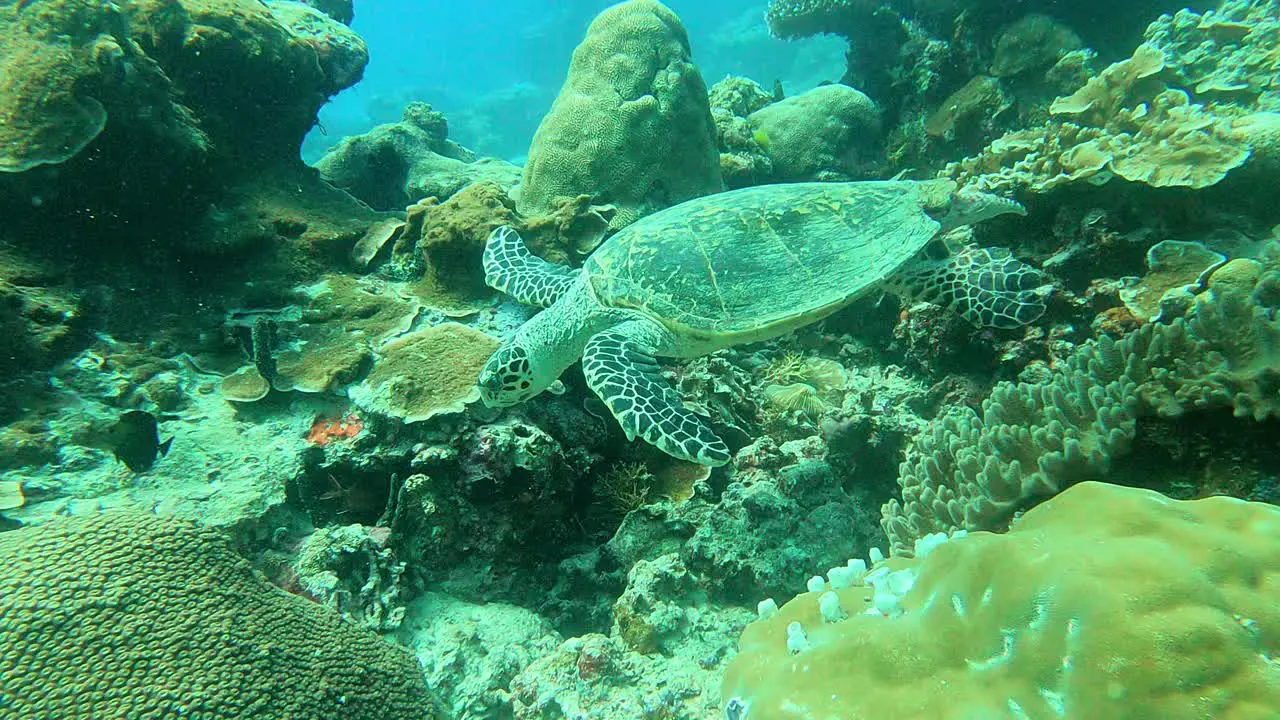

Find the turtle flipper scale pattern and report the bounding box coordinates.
[582,329,731,467]
[483,226,579,308]
[891,247,1048,329]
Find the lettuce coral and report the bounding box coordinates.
[1144,0,1279,107]
[724,481,1280,720]
[881,245,1280,555]
[515,0,722,230]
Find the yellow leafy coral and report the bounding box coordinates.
[349,322,500,423]
[723,481,1280,720]
[944,43,1252,193]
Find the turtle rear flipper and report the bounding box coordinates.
[890,247,1048,329]
[582,322,731,466]
[484,226,580,308]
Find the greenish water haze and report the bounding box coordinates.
[305,0,847,162]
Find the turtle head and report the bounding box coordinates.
[930,183,1026,232]
[478,340,557,407]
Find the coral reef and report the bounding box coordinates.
[387,181,517,312]
[511,553,752,719]
[514,0,722,229]
[0,511,440,719]
[399,592,562,719]
[684,456,884,604]
[882,248,1280,554]
[708,76,776,188]
[6,2,1280,719]
[724,481,1280,719]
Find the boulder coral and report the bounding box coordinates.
[724,481,1280,720]
[0,511,442,719]
[747,84,882,181]
[514,0,722,230]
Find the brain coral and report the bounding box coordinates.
[514,0,722,230]
[0,512,441,719]
[724,481,1280,720]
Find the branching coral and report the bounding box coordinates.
[881,249,1280,555]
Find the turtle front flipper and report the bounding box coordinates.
[889,247,1049,329]
[484,226,580,308]
[582,323,731,467]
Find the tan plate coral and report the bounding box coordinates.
[349,322,500,423]
[945,42,1254,193]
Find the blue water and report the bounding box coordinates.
[304,0,846,163]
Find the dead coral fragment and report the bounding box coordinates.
[350,322,500,423]
[0,481,24,511]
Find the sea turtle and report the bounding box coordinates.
[477,179,1047,466]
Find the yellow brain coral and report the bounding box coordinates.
[0,512,440,719]
[723,481,1280,720]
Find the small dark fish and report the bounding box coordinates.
[107,410,174,473]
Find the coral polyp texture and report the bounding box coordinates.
[0,512,440,719]
[882,250,1280,555]
[723,481,1280,720]
[764,0,873,40]
[514,0,722,230]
